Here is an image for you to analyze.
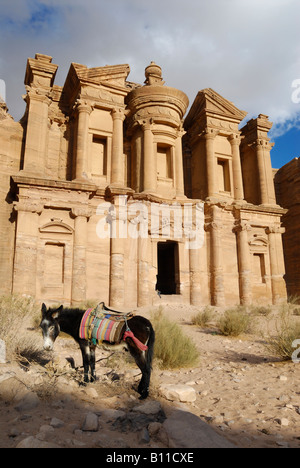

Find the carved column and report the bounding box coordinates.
[234,221,252,305]
[141,120,157,193]
[175,127,186,198]
[12,200,43,297]
[109,196,127,308]
[137,236,149,307]
[22,91,51,176]
[111,108,125,186]
[256,139,269,205]
[229,133,245,202]
[201,128,218,200]
[189,246,202,306]
[75,100,93,181]
[71,207,91,305]
[266,225,286,304]
[206,206,225,306]
[251,139,276,206]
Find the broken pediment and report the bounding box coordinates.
[76,64,130,87]
[62,62,131,107]
[68,62,130,89]
[185,88,247,128]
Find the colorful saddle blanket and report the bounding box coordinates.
[79,307,126,345]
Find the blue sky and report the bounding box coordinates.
[0,0,299,169]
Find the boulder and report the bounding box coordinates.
[14,392,40,412]
[163,408,236,448]
[159,384,197,402]
[16,436,61,449]
[81,412,99,432]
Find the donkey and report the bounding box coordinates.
[40,303,155,399]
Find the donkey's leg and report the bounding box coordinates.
[79,340,91,383]
[90,345,96,383]
[137,351,151,400]
[127,344,151,399]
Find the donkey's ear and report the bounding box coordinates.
[41,303,47,315]
[52,305,63,319]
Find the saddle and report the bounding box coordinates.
[79,302,134,346]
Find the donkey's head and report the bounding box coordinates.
[40,303,63,351]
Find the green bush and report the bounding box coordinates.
[152,309,199,369]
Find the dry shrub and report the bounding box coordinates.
[191,306,215,328]
[218,307,252,337]
[249,305,272,317]
[265,304,300,361]
[0,295,44,363]
[152,309,199,369]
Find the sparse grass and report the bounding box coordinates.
[249,305,272,317]
[152,308,199,369]
[191,306,215,328]
[0,295,45,363]
[218,306,252,337]
[287,294,300,305]
[265,304,300,361]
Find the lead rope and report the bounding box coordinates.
[124,315,131,332]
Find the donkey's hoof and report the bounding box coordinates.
[138,391,149,400]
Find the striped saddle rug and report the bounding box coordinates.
[79,304,132,346]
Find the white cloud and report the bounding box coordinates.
[0,0,300,136]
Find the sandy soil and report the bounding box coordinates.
[0,303,300,449]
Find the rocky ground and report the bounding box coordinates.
[0,304,300,449]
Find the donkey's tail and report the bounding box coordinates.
[146,324,155,369]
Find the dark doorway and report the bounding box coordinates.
[157,241,179,295]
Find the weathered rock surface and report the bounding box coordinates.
[163,408,236,448]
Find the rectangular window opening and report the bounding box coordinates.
[253,253,266,284]
[92,136,107,177]
[44,243,65,286]
[157,144,172,179]
[217,159,231,193]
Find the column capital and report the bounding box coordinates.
[75,99,94,114]
[205,221,223,232]
[112,107,126,121]
[266,225,285,235]
[233,221,252,233]
[13,200,43,214]
[176,127,186,138]
[138,118,154,132]
[250,138,273,150]
[229,133,241,146]
[24,87,51,106]
[199,127,219,140]
[71,206,92,219]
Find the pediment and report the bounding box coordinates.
[39,221,73,235]
[185,88,247,127]
[249,236,268,247]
